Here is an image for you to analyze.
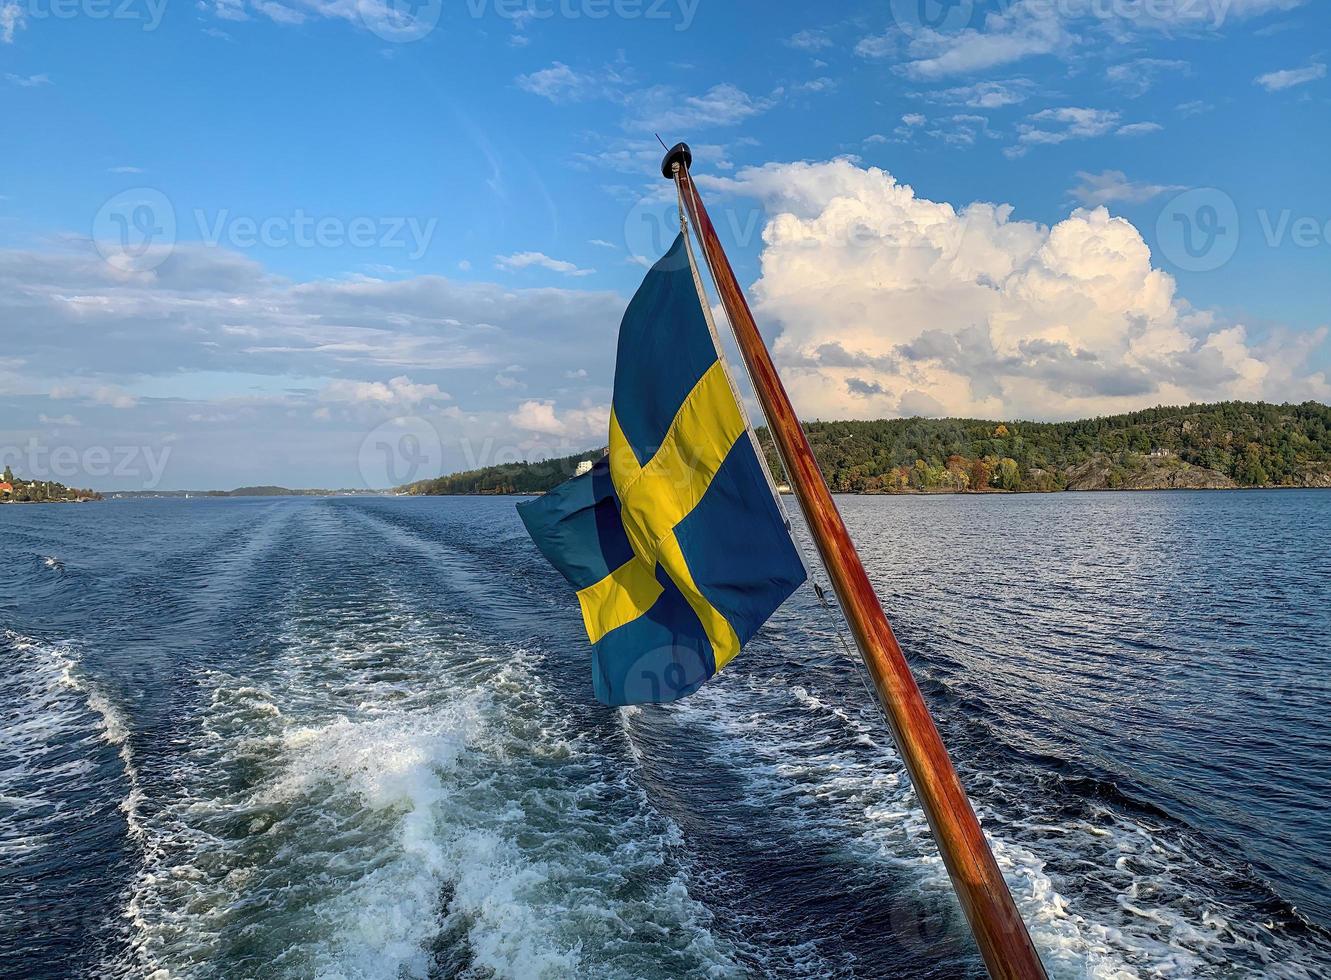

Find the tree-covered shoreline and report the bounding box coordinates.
[397,402,1331,497]
[0,466,103,503]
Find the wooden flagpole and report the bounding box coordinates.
[663,143,1048,980]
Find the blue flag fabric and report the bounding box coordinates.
[517,233,806,706]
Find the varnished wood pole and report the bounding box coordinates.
[665,145,1048,980]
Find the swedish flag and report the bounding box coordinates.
[518,232,806,706]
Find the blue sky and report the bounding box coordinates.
[1,0,1328,489]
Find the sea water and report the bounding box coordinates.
[1,491,1328,978]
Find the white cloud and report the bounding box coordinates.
[883,2,1072,80]
[509,399,564,434]
[589,239,616,249]
[1255,62,1326,91]
[854,32,895,59]
[1018,107,1120,145]
[795,76,837,94]
[38,413,80,426]
[49,383,138,409]
[922,79,1035,108]
[0,242,623,394]
[320,375,449,406]
[1106,58,1188,97]
[108,165,144,174]
[509,399,608,440]
[1176,100,1212,116]
[1,1,24,43]
[1068,170,1185,207]
[702,159,1329,421]
[6,72,49,87]
[252,0,303,23]
[902,113,927,127]
[787,29,832,51]
[625,82,778,131]
[495,251,595,277]
[516,61,601,102]
[859,0,1304,79]
[1116,121,1163,137]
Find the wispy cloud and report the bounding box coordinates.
[624,82,780,132]
[1106,58,1188,97]
[871,4,1071,80]
[514,61,785,134]
[49,383,138,409]
[794,76,837,94]
[515,61,612,103]
[1,1,24,44]
[495,251,595,277]
[786,29,833,51]
[1068,170,1186,207]
[320,375,449,406]
[1018,107,1121,145]
[1255,62,1326,91]
[920,79,1035,108]
[1116,121,1163,137]
[5,72,49,87]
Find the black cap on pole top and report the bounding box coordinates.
[660,141,692,179]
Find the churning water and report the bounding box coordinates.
[2,492,1328,978]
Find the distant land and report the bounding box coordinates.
[1,466,102,503]
[111,486,386,499]
[399,401,1331,496]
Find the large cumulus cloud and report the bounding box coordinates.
[704,159,1329,420]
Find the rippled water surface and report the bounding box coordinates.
[2,492,1329,979]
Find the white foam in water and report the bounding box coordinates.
[0,630,142,853]
[660,660,1326,980]
[112,586,738,980]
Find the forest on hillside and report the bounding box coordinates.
[398,402,1331,496]
[400,449,606,496]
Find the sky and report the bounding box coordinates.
[1,0,1328,490]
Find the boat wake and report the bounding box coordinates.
[110,569,737,979]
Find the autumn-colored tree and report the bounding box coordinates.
[969,457,993,491]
